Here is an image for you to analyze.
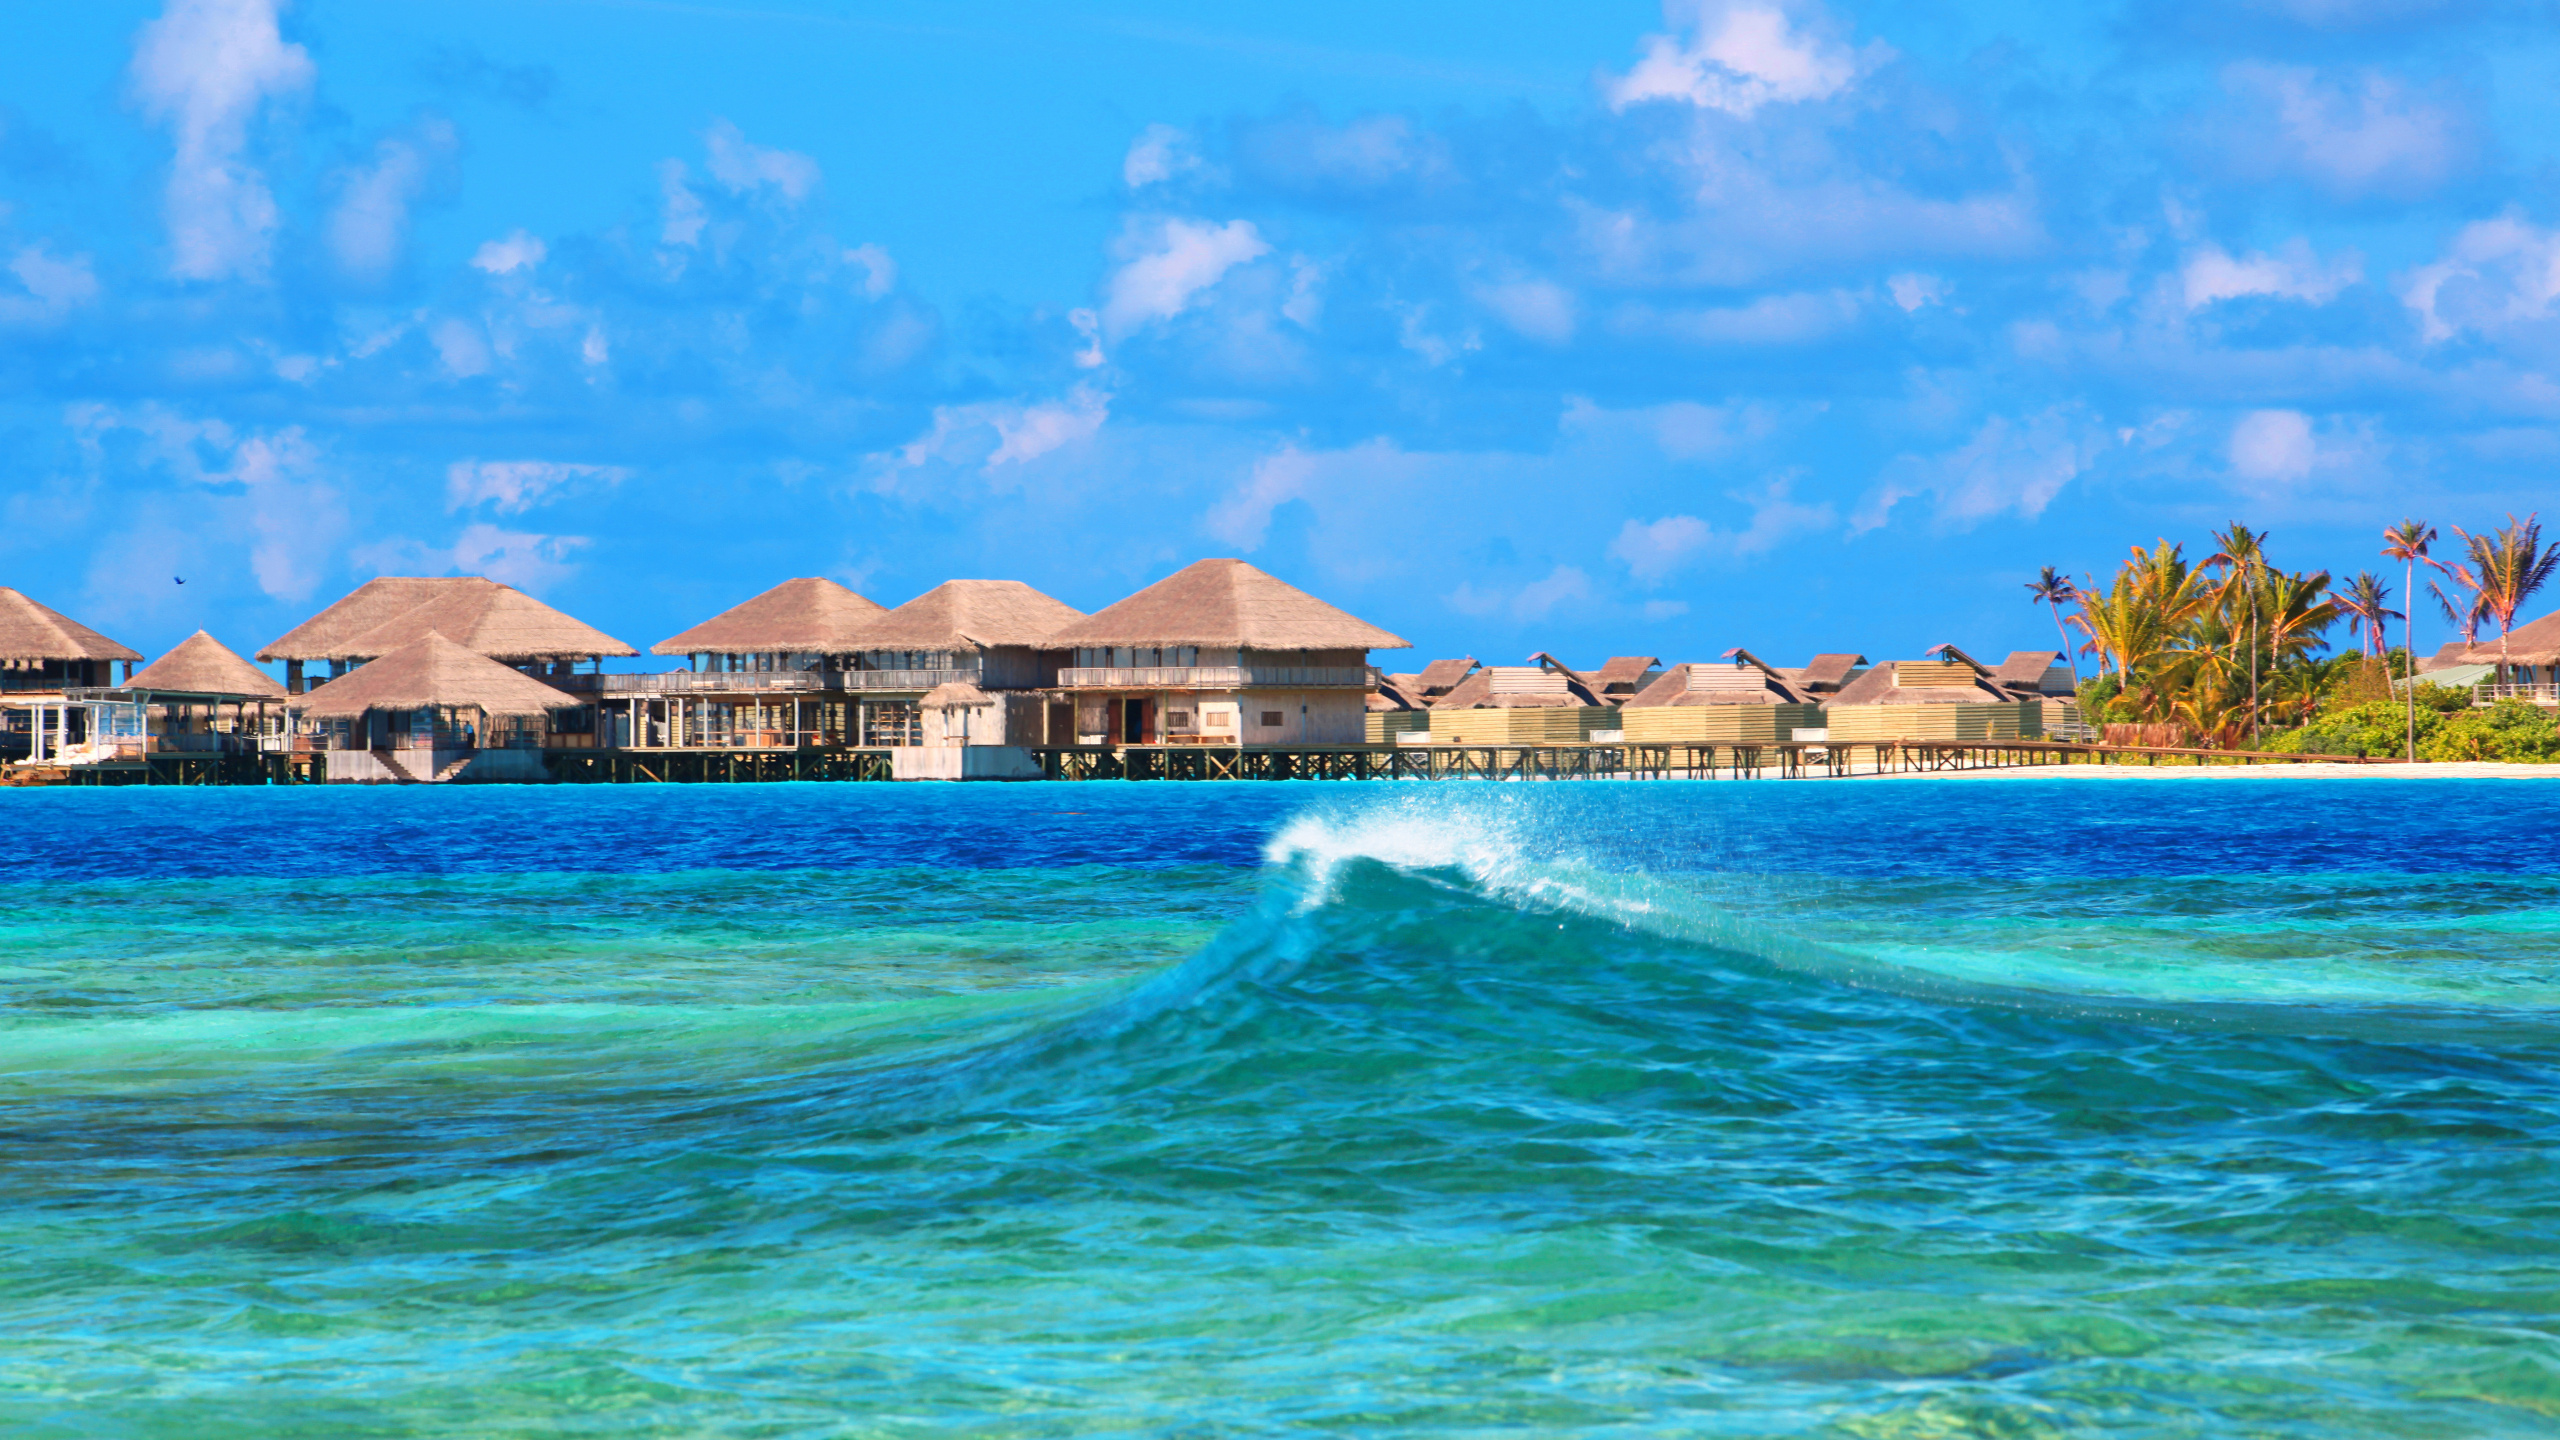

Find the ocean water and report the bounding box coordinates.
[3,777,2558,1437]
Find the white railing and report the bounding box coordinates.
[1055,665,1368,689]
[2475,683,2559,703]
[558,668,974,694]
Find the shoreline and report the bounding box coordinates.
[1846,761,2560,781]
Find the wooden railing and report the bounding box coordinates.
[1054,665,1368,689]
[2474,683,2559,703]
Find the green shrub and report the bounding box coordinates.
[2263,701,2440,758]
[2421,700,2560,763]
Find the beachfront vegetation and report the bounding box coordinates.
[2056,516,2560,761]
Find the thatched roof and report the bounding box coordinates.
[1408,657,1478,695]
[292,632,583,720]
[2459,609,2560,667]
[0,588,140,664]
[1992,650,2065,686]
[1830,649,2015,706]
[1046,559,1409,651]
[1798,653,1868,690]
[2419,640,2475,672]
[262,577,635,663]
[1589,656,1662,701]
[125,631,285,698]
[843,580,1084,653]
[920,680,995,708]
[1435,662,1601,709]
[651,577,889,656]
[1628,656,1814,708]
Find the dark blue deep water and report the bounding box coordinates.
[4,777,2558,1436]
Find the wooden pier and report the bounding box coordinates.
[2,737,2377,787]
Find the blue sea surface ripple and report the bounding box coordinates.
[2,777,2556,1436]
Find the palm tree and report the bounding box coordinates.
[2447,514,2560,685]
[2024,567,2080,681]
[2070,540,2208,685]
[2206,524,2272,740]
[2335,571,2399,659]
[2380,520,2436,764]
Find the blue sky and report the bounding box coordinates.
[7,0,2559,670]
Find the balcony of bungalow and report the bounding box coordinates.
[1053,647,1374,691]
[1,587,142,765]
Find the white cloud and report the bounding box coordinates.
[1616,290,1861,345]
[327,122,455,280]
[2229,409,2317,483]
[1101,218,1270,337]
[2402,215,2560,342]
[989,389,1110,466]
[0,246,101,326]
[1475,278,1577,343]
[447,522,589,592]
[1609,2,1864,117]
[1446,565,1594,622]
[2222,63,2466,199]
[1609,479,1834,582]
[2180,240,2361,310]
[127,0,314,281]
[431,317,491,378]
[1207,444,1317,548]
[471,230,547,275]
[445,459,630,515]
[1887,273,1946,311]
[703,118,820,201]
[658,160,707,249]
[70,405,344,601]
[844,243,896,298]
[1859,408,2096,533]
[1123,124,1200,188]
[875,388,1112,480]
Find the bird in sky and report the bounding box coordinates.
[173,576,185,584]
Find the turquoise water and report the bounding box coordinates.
[4,779,2559,1436]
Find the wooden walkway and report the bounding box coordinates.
[3,739,2376,786]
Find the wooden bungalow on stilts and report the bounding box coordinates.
[636,576,891,750]
[77,631,291,764]
[1044,559,1408,747]
[838,580,1085,778]
[1366,657,1477,742]
[1619,649,1825,747]
[1421,654,1624,745]
[259,577,633,751]
[290,632,584,783]
[1822,644,2043,743]
[0,588,140,766]
[1988,650,2087,738]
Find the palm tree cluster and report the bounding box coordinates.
[2049,512,2559,755]
[2066,525,2343,747]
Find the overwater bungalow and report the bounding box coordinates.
[1823,644,2041,743]
[0,587,141,764]
[1989,650,2087,737]
[622,576,891,748]
[260,576,636,691]
[845,579,1086,751]
[1619,649,1824,747]
[291,632,583,783]
[1423,654,1617,745]
[1365,657,1477,742]
[71,630,292,764]
[1789,653,1870,697]
[1044,558,1407,745]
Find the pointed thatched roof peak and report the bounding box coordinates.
[292,632,583,720]
[0,588,141,664]
[845,579,1085,652]
[261,577,634,663]
[1046,559,1409,651]
[126,631,285,698]
[651,577,889,656]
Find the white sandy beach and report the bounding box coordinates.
[1852,761,2560,781]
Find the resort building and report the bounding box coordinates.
[1366,658,1476,741]
[0,588,141,764]
[2451,610,2560,702]
[846,579,1086,750]
[1423,654,1619,745]
[290,632,584,783]
[1990,649,2088,738]
[1043,558,1407,745]
[619,576,890,748]
[74,631,291,764]
[260,576,637,692]
[1823,644,2042,742]
[1618,649,1824,747]
[1788,653,1871,697]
